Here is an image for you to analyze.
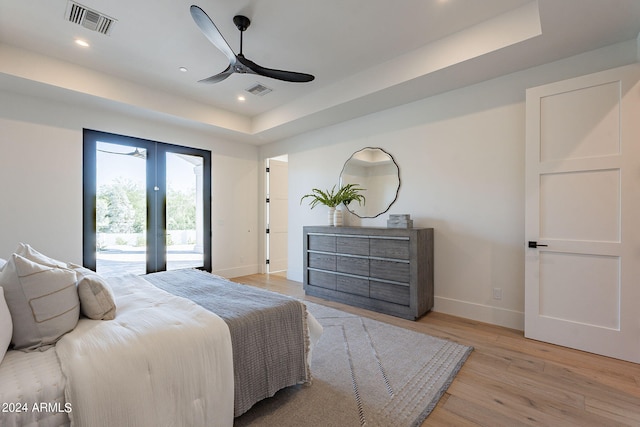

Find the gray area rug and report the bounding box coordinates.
[235,302,473,427]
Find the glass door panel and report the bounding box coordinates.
[165,152,204,270]
[95,141,147,276]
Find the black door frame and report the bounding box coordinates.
[83,129,212,273]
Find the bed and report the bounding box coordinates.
[0,245,322,427]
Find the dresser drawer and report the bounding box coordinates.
[337,236,369,256]
[370,281,410,306]
[308,270,336,290]
[308,252,336,271]
[337,255,369,276]
[308,234,336,252]
[370,238,409,260]
[370,259,410,283]
[336,275,369,297]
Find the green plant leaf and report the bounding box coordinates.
[300,183,366,209]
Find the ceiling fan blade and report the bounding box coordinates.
[237,55,315,83]
[190,5,237,64]
[197,65,234,84]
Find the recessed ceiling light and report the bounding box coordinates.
[179,67,188,73]
[237,95,246,102]
[75,39,90,47]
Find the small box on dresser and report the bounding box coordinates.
[387,214,413,228]
[303,226,434,320]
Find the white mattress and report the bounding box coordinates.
[0,348,70,427]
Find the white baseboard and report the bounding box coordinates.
[434,296,524,331]
[213,264,260,279]
[211,269,525,330]
[287,268,303,283]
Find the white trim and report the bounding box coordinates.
[434,296,524,331]
[213,264,260,279]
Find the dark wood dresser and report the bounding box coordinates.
[303,226,433,320]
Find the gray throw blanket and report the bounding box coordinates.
[143,269,310,417]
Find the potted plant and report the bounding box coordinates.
[300,183,365,225]
[336,183,366,208]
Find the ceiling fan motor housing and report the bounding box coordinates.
[233,15,250,32]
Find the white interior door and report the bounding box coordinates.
[525,64,640,363]
[267,159,288,272]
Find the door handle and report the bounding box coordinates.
[528,241,548,248]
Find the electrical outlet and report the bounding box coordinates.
[492,288,502,300]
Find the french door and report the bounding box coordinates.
[83,129,212,275]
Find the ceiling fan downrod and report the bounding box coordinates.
[233,15,250,56]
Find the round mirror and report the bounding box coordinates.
[340,147,400,218]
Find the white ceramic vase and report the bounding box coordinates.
[333,207,343,226]
[327,207,335,226]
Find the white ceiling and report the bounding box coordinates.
[1,0,639,144]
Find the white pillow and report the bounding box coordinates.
[77,275,117,320]
[0,287,12,364]
[69,264,117,320]
[0,254,79,350]
[0,258,6,271]
[15,243,67,269]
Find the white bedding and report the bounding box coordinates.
[56,274,234,427]
[0,273,321,427]
[0,348,69,427]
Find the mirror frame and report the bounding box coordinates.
[339,147,400,218]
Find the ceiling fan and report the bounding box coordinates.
[190,5,315,84]
[97,147,147,159]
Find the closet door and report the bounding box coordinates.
[524,64,640,363]
[267,158,288,272]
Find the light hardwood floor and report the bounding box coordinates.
[232,273,640,426]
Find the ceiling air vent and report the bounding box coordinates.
[66,1,116,35]
[245,83,273,97]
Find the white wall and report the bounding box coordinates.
[0,89,260,277]
[1,36,636,330]
[260,39,639,330]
